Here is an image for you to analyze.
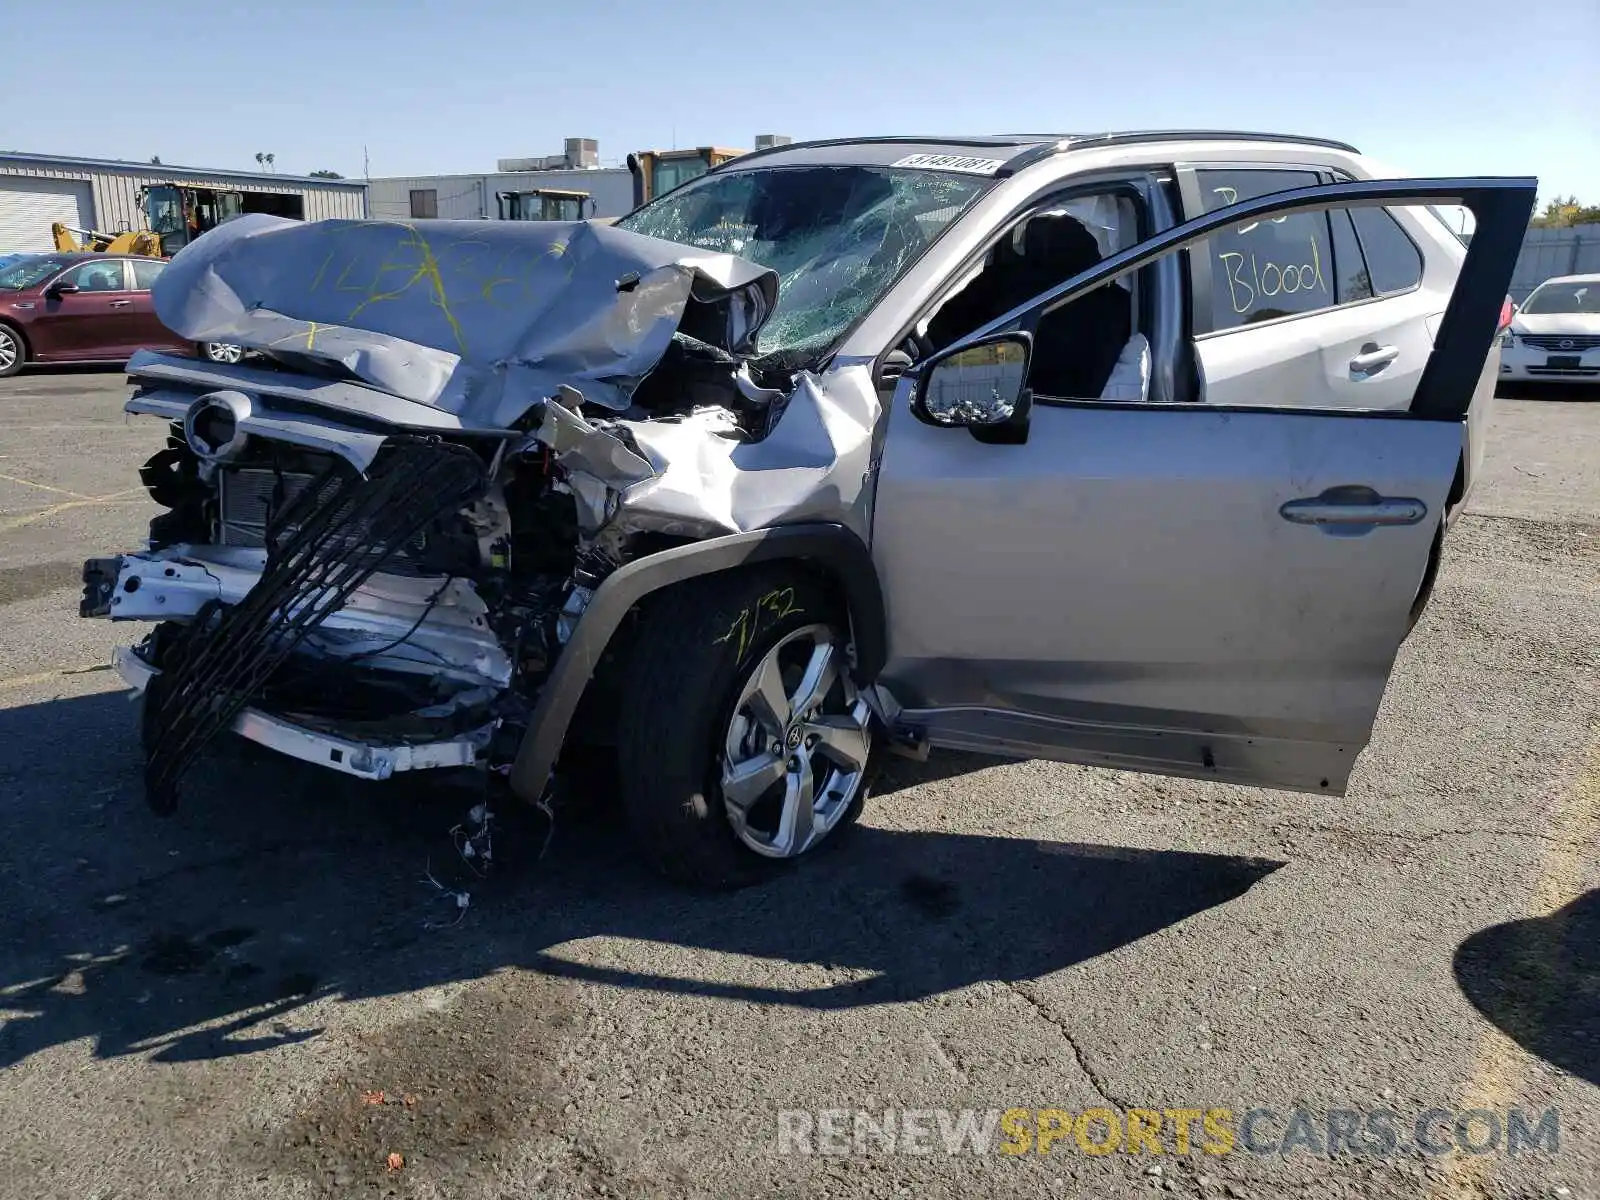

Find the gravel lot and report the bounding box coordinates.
[0,369,1595,1200]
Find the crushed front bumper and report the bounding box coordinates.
[82,547,513,688]
[110,645,493,781]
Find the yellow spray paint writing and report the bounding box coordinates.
[713,588,804,659]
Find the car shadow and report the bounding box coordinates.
[1495,381,1600,402]
[0,690,1282,1066]
[1453,890,1600,1087]
[15,362,132,376]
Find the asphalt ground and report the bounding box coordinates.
[0,367,1595,1200]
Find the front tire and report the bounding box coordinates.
[0,324,25,377]
[615,567,875,888]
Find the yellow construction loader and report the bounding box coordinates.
[627,147,745,207]
[50,181,302,259]
[50,223,163,257]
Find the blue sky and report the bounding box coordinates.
[6,0,1597,206]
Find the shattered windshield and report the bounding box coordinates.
[0,257,65,290]
[617,165,989,361]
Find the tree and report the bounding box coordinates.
[308,169,344,179]
[1530,195,1600,227]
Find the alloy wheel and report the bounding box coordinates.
[720,623,873,858]
[204,343,244,364]
[0,328,19,372]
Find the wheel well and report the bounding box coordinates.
[568,556,857,750]
[0,319,29,356]
[508,524,886,801]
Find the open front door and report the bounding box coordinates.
[871,177,1535,795]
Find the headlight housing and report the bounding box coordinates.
[1500,330,1516,347]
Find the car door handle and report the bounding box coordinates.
[1280,485,1427,536]
[108,299,133,307]
[1348,342,1400,375]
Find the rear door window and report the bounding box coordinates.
[1329,210,1374,303]
[1195,169,1333,329]
[1348,206,1424,294]
[130,259,166,290]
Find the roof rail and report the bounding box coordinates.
[706,129,1362,177]
[998,130,1360,175]
[1075,129,1358,153]
[706,134,1049,174]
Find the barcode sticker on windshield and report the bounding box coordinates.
[890,154,1007,175]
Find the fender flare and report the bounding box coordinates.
[508,523,886,801]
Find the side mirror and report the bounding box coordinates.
[46,283,80,298]
[910,332,1033,432]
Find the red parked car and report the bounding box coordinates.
[0,252,243,377]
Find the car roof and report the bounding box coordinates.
[1531,273,1600,286]
[5,251,158,265]
[6,251,96,265]
[713,130,1361,174]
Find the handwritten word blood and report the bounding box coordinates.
[1217,237,1328,315]
[1208,187,1329,315]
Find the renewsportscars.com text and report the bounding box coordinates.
[775,1106,1561,1158]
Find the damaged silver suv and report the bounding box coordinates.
[80,133,1534,887]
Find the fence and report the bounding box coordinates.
[1509,226,1600,301]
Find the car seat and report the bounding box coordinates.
[1025,217,1133,400]
[1098,331,1150,401]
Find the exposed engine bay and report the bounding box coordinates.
[81,212,883,812]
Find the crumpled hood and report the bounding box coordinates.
[152,214,780,428]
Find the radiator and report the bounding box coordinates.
[218,467,431,571]
[217,468,314,548]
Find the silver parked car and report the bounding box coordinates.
[79,132,1534,886]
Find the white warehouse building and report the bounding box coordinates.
[366,135,792,223]
[367,138,634,223]
[0,151,367,252]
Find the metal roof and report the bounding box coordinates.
[0,150,367,189]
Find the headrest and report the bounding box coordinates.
[1022,216,1103,272]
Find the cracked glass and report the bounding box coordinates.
[617,165,989,365]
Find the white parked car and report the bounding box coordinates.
[1500,273,1600,384]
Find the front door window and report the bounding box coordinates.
[62,260,128,292]
[916,190,1145,403]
